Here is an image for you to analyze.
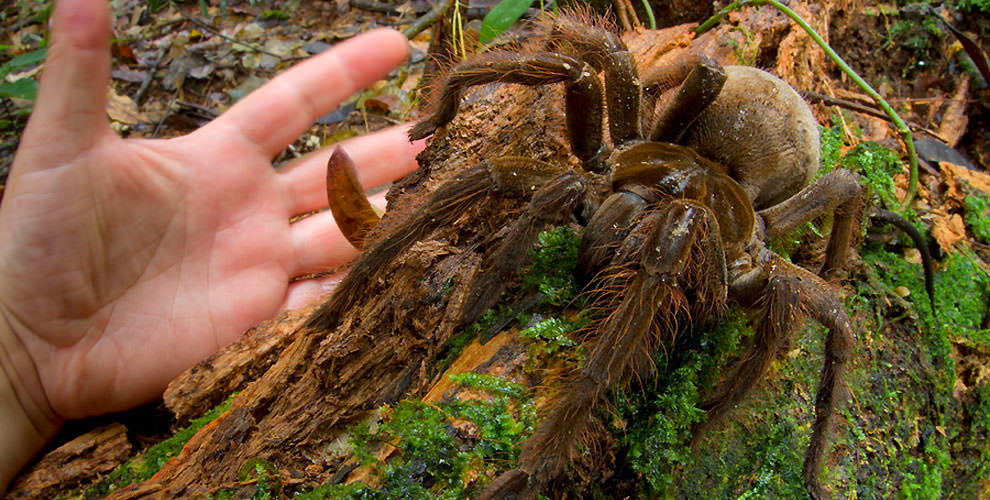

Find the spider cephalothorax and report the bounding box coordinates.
[326,13,865,500]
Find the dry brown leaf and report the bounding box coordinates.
[106,88,149,124]
[941,161,990,193]
[622,23,697,78]
[929,208,967,251]
[939,77,970,147]
[862,115,892,143]
[775,2,827,90]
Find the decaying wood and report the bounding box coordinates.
[5,424,131,499]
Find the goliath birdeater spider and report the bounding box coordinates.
[323,12,869,500]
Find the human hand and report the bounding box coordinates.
[0,0,421,486]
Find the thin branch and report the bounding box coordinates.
[402,0,453,39]
[799,90,942,139]
[175,9,287,60]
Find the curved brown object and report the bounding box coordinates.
[326,146,381,249]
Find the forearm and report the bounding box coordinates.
[0,314,61,492]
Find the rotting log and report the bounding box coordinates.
[10,15,805,499]
[6,424,131,499]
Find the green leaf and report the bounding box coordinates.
[0,47,47,78]
[0,78,38,101]
[479,0,536,43]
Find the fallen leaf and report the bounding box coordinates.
[401,73,421,93]
[106,88,149,125]
[363,95,401,114]
[111,67,148,83]
[113,42,137,63]
[941,161,990,193]
[938,77,969,148]
[862,116,892,143]
[236,23,266,43]
[226,75,267,103]
[301,40,332,55]
[929,208,967,251]
[188,62,215,79]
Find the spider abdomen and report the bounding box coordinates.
[682,65,821,210]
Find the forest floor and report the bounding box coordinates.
[1,0,990,498]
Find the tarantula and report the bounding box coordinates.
[324,14,865,500]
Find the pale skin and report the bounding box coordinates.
[0,0,423,491]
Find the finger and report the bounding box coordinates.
[288,191,389,277]
[205,28,410,158]
[17,0,113,168]
[277,124,424,217]
[279,270,346,312]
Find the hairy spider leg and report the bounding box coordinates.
[325,146,383,249]
[648,58,727,143]
[542,14,644,145]
[459,166,586,325]
[577,190,647,277]
[408,54,609,172]
[477,200,728,500]
[541,14,726,147]
[697,256,854,500]
[757,169,865,276]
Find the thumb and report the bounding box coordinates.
[18,0,112,166]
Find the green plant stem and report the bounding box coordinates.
[640,0,657,29]
[696,0,919,211]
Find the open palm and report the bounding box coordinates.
[0,0,421,428]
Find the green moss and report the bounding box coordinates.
[946,381,990,497]
[865,245,989,347]
[610,307,756,496]
[518,315,587,368]
[521,226,581,307]
[964,194,990,244]
[855,245,990,498]
[605,241,989,497]
[85,394,236,498]
[840,142,904,210]
[954,0,990,13]
[933,249,990,346]
[299,374,536,499]
[818,120,845,176]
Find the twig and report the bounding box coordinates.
[175,9,286,60]
[0,10,40,36]
[697,0,921,211]
[175,99,219,119]
[800,90,942,138]
[402,0,453,39]
[134,48,167,106]
[351,0,401,15]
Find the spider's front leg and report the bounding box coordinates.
[701,253,855,500]
[478,198,728,500]
[409,53,611,172]
[458,160,587,325]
